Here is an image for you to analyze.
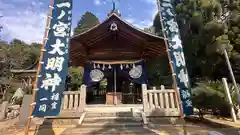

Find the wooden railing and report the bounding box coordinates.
[142,84,180,116]
[61,85,86,113]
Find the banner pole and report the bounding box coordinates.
[114,67,117,105]
[24,0,53,135]
[155,0,187,134]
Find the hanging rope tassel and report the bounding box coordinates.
[102,64,105,70]
[120,64,123,70]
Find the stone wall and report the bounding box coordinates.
[0,102,20,121]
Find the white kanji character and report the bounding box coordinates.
[57,10,66,20]
[57,2,71,8]
[178,69,189,88]
[181,90,191,99]
[51,93,60,101]
[40,98,48,101]
[162,2,172,8]
[174,51,186,67]
[165,8,174,17]
[39,104,47,112]
[51,102,58,109]
[167,19,179,33]
[52,21,68,37]
[41,73,62,92]
[45,57,65,72]
[171,35,182,49]
[185,99,192,107]
[45,57,55,71]
[48,39,65,55]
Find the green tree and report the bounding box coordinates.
[174,0,233,80]
[0,41,11,102]
[172,0,240,118]
[192,81,240,117]
[74,12,100,35]
[7,39,41,69]
[68,67,83,90]
[152,13,163,37]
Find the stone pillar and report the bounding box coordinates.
[18,95,32,125]
[0,101,8,121]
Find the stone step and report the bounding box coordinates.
[59,126,159,135]
[84,116,142,121]
[42,118,80,125]
[85,112,135,117]
[147,117,184,125]
[82,116,143,127]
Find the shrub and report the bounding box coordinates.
[192,81,239,117]
[68,67,83,91]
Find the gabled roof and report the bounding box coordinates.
[69,13,167,67]
[71,13,165,40]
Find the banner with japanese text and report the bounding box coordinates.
[32,0,72,117]
[158,0,193,116]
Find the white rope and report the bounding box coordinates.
[41,49,46,52]
[49,5,54,9]
[166,49,171,52]
[28,116,34,119]
[33,88,39,91]
[47,16,53,19]
[30,102,36,105]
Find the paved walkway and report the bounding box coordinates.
[204,115,240,128]
[11,124,239,135]
[2,116,240,135]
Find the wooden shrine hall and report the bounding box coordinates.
[69,14,166,66]
[68,11,168,106]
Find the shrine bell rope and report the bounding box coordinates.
[156,0,184,117]
[89,59,143,65]
[25,0,53,134]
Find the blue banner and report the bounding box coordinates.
[32,0,72,117]
[158,0,193,115]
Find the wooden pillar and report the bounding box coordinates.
[79,85,86,112]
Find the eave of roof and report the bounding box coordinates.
[71,13,166,40]
[69,13,167,67]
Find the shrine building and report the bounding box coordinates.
[68,11,167,105]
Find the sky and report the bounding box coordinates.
[0,0,158,44]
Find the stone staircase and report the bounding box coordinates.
[34,105,221,135]
[34,112,224,135]
[70,112,157,135]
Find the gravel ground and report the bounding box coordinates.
[0,117,239,135]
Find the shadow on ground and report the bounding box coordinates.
[34,119,55,135]
[185,116,240,135]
